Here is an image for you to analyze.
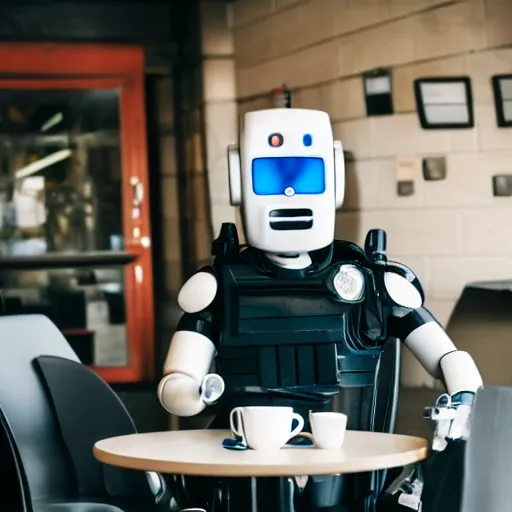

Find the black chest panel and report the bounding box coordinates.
[214,254,386,394]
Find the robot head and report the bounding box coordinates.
[228,108,345,254]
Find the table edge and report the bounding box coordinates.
[93,435,429,477]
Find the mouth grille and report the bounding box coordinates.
[269,208,313,231]
[270,208,313,218]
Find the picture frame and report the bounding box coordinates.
[413,77,474,129]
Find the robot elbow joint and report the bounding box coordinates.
[440,350,483,395]
[158,373,206,417]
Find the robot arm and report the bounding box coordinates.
[385,269,483,450]
[158,269,225,417]
[363,229,482,395]
[388,305,482,395]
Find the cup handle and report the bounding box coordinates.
[229,407,244,439]
[288,413,305,440]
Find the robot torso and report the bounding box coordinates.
[211,240,389,400]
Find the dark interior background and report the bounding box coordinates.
[0,0,206,433]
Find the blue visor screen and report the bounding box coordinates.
[252,157,325,195]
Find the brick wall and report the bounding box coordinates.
[153,75,182,299]
[229,0,512,387]
[200,1,239,237]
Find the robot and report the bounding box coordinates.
[158,108,483,511]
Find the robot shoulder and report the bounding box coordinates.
[177,267,218,314]
[383,261,424,309]
[332,237,424,309]
[331,239,372,266]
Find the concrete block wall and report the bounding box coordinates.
[200,1,239,238]
[231,0,512,387]
[154,75,183,297]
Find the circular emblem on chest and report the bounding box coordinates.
[329,264,365,302]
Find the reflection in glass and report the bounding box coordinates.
[0,89,128,367]
[2,266,128,367]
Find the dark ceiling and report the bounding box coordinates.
[0,1,195,43]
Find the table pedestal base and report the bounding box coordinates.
[182,474,369,512]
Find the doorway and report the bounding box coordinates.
[0,44,154,384]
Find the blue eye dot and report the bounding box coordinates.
[303,134,312,146]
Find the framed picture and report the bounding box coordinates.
[363,68,394,116]
[492,75,512,127]
[414,77,474,129]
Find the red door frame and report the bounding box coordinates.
[0,43,155,383]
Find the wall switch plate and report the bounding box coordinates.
[492,174,512,196]
[397,180,414,196]
[423,157,447,181]
[396,155,418,181]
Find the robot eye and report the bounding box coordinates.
[268,133,283,147]
[303,134,312,147]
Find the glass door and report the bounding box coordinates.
[0,45,154,383]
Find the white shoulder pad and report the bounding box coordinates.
[177,271,218,313]
[384,272,423,309]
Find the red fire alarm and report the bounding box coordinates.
[271,85,291,108]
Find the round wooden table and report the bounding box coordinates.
[94,429,428,478]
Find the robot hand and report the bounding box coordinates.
[158,372,224,417]
[200,373,225,405]
[424,391,474,452]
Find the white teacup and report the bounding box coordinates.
[230,406,305,451]
[309,411,347,449]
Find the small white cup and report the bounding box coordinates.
[309,411,347,449]
[230,406,305,451]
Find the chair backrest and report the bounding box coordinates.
[461,386,512,512]
[35,355,154,501]
[373,337,401,434]
[369,338,401,499]
[0,315,80,502]
[0,314,156,508]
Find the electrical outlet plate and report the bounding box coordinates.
[492,175,512,196]
[397,180,414,197]
[423,157,447,181]
[396,155,418,181]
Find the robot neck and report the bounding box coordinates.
[264,252,312,270]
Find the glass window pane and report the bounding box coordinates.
[0,89,129,368]
[420,82,467,105]
[424,104,470,125]
[502,100,512,122]
[0,89,122,254]
[1,265,128,367]
[499,79,512,101]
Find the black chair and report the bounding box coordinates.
[459,386,512,512]
[373,338,401,435]
[366,338,402,511]
[0,314,171,512]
